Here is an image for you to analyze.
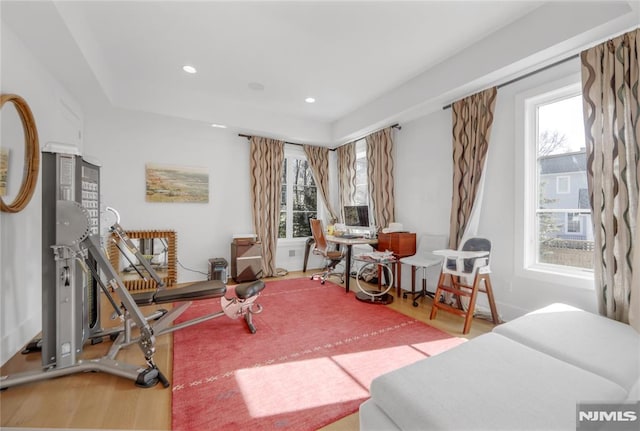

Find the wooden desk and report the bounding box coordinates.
[376,232,416,296]
[326,235,378,293]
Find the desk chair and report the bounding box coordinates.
[399,234,448,306]
[302,214,316,273]
[309,218,345,284]
[430,237,500,334]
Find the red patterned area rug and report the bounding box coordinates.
[171,277,465,431]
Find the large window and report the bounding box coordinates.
[279,147,317,239]
[525,83,593,274]
[353,139,368,205]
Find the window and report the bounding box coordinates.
[556,176,570,194]
[524,83,593,275]
[566,212,582,234]
[353,139,369,205]
[279,147,318,239]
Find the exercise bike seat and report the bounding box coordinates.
[131,280,227,305]
[234,280,266,299]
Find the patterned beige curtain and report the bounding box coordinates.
[581,28,639,324]
[449,87,497,249]
[303,144,338,222]
[366,127,395,230]
[249,136,285,277]
[336,142,356,223]
[631,202,640,332]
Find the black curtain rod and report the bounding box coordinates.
[342,123,401,148]
[442,54,580,110]
[237,133,306,148]
[238,123,401,150]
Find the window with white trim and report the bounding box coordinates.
[524,84,593,273]
[354,139,369,205]
[279,146,318,239]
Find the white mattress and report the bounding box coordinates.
[369,333,627,430]
[493,303,640,392]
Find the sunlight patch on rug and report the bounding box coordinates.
[331,344,432,390]
[236,357,369,417]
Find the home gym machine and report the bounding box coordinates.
[0,149,265,390]
[98,207,266,363]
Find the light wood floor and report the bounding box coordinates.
[1,271,495,430]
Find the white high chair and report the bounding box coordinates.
[429,237,500,334]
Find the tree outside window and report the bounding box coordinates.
[279,154,317,239]
[354,139,369,206]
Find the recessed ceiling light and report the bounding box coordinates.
[182,65,197,74]
[305,97,316,104]
[211,123,227,128]
[248,82,265,91]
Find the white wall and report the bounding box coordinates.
[1,25,84,364]
[85,109,250,282]
[393,56,597,321]
[84,109,324,283]
[395,109,452,235]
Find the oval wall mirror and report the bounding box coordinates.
[0,94,40,213]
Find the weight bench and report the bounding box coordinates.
[131,280,229,305]
[130,279,266,306]
[103,278,267,364]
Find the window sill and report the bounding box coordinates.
[517,264,594,290]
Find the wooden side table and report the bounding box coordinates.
[231,240,263,282]
[376,232,416,296]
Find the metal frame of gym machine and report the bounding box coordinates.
[1,149,167,389]
[1,149,265,391]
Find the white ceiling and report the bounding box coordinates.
[1,1,638,145]
[64,0,542,122]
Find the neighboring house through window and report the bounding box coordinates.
[518,79,593,283]
[279,146,318,239]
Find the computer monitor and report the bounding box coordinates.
[344,205,370,228]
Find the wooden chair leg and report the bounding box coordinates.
[483,274,500,325]
[462,275,482,334]
[452,276,464,310]
[430,272,447,320]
